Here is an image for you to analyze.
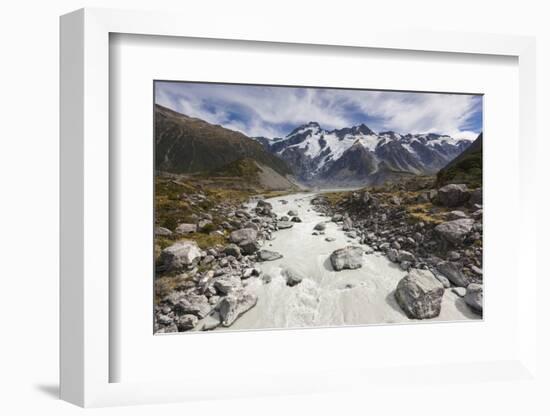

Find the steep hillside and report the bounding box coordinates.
[436,133,482,187]
[154,104,291,176]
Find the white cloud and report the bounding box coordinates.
[155,82,482,140]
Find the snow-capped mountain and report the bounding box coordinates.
[254,122,473,186]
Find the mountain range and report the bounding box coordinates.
[254,122,473,186]
[155,104,478,188]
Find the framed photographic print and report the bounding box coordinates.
[60,7,538,408]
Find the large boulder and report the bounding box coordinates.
[219,289,258,327]
[223,243,242,259]
[464,283,483,313]
[230,228,258,244]
[437,184,471,207]
[256,200,272,209]
[158,241,202,272]
[434,218,475,245]
[175,223,197,234]
[330,246,363,271]
[314,222,327,231]
[214,275,242,295]
[436,261,470,287]
[394,269,444,319]
[165,292,212,319]
[256,250,283,262]
[281,266,305,286]
[229,228,260,254]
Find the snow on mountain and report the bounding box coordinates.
[253,122,473,186]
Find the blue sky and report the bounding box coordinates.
[155,81,482,141]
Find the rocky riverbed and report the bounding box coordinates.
[154,181,483,333]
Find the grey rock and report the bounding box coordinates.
[155,226,172,236]
[330,246,363,271]
[175,223,197,234]
[314,222,327,231]
[230,228,258,245]
[452,287,467,297]
[199,311,222,331]
[219,289,258,327]
[240,240,261,255]
[387,248,398,262]
[391,240,401,250]
[282,266,305,286]
[325,237,336,242]
[469,188,482,206]
[400,261,412,270]
[470,265,483,276]
[165,292,212,319]
[277,221,294,229]
[436,261,470,287]
[394,269,445,319]
[156,324,178,334]
[447,210,468,220]
[256,249,283,262]
[287,210,298,217]
[464,283,483,313]
[291,216,302,223]
[223,244,242,259]
[364,245,375,255]
[342,217,354,231]
[438,184,471,207]
[397,250,416,263]
[241,267,259,279]
[176,314,198,331]
[198,219,213,231]
[332,214,343,222]
[213,275,242,295]
[256,200,272,209]
[432,271,451,288]
[435,219,475,245]
[158,241,202,272]
[448,251,461,261]
[156,314,173,326]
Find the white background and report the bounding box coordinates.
[0,0,548,415]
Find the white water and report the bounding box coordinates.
[222,192,480,331]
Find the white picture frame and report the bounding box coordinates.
[60,7,538,408]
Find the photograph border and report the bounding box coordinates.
[60,7,537,407]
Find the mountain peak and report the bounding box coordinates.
[332,123,375,139]
[287,121,321,137]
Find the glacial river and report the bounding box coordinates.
[222,192,480,331]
